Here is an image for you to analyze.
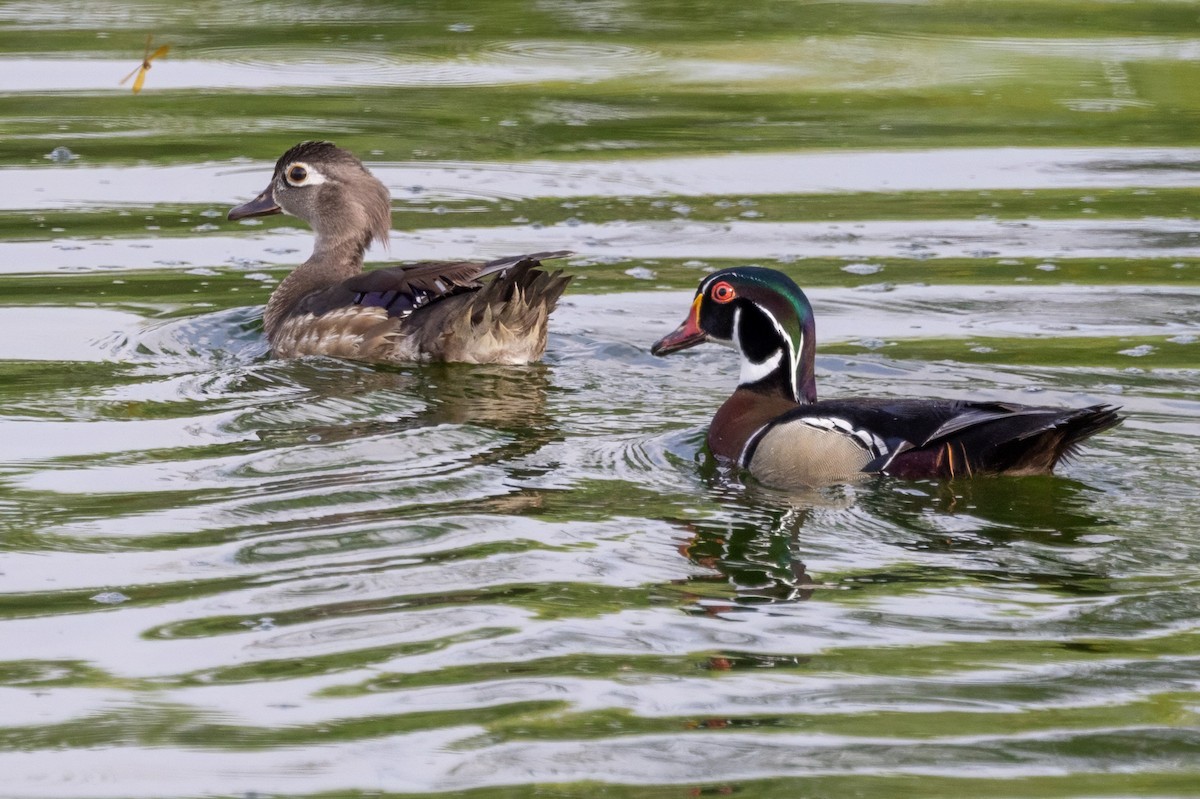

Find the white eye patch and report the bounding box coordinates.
[283,161,328,187]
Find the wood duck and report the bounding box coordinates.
[228,141,571,364]
[651,267,1123,487]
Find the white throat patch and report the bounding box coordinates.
[731,304,799,398]
[739,348,783,386]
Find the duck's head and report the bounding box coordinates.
[228,141,390,252]
[651,266,818,403]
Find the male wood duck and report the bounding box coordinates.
[228,141,571,364]
[651,267,1122,487]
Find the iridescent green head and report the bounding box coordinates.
[651,266,818,403]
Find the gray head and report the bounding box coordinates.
[228,141,391,252]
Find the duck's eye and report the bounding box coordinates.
[711,281,737,303]
[286,164,308,185]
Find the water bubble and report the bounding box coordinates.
[624,267,656,280]
[841,263,881,275]
[91,591,129,605]
[46,146,78,163]
[854,282,895,293]
[1118,345,1155,357]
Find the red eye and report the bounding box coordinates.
[711,281,736,303]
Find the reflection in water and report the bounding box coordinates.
[675,467,1120,611]
[864,475,1112,545]
[673,476,844,607]
[253,361,559,451]
[680,511,820,607]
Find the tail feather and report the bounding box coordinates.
[422,258,572,364]
[471,259,572,325]
[477,250,573,280]
[891,402,1125,477]
[1044,404,1123,467]
[996,403,1124,474]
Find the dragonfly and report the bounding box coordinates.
[120,34,170,94]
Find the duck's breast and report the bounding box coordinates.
[747,419,874,488]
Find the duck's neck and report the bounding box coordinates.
[264,231,368,341]
[732,304,818,404]
[733,338,817,405]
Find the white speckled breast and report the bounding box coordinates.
[269,306,399,360]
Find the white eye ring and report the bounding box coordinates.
[284,161,326,187]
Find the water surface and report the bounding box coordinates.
[2,1,1199,796]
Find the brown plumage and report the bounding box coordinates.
[228,141,571,364]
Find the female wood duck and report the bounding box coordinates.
[651,267,1122,487]
[228,141,571,364]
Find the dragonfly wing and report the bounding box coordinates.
[149,44,169,61]
[132,67,147,94]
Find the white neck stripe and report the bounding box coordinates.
[746,301,800,401]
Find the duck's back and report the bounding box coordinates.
[268,252,571,364]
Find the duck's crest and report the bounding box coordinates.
[274,140,357,172]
